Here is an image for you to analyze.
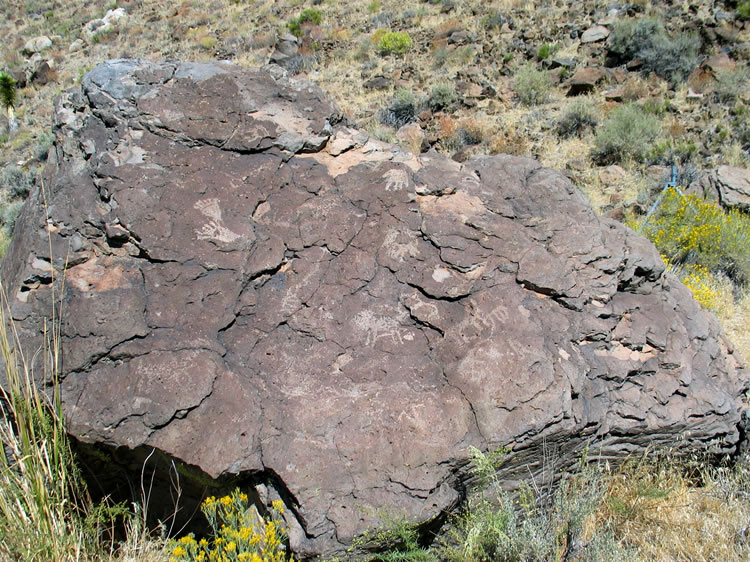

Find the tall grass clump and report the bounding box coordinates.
[0,211,163,559]
[593,104,661,164]
[638,188,750,285]
[0,279,98,560]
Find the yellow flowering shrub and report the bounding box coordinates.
[638,188,750,284]
[169,490,293,562]
[662,258,733,311]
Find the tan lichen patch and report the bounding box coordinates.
[416,190,485,221]
[594,342,657,362]
[66,257,132,292]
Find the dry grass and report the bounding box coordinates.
[592,457,750,561]
[718,285,750,362]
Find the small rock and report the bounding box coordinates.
[549,57,576,69]
[625,59,644,71]
[22,35,52,56]
[704,53,736,76]
[567,67,607,96]
[326,134,356,157]
[396,123,426,154]
[69,39,85,53]
[580,25,610,43]
[105,223,130,243]
[83,8,127,42]
[29,60,55,85]
[604,87,624,102]
[363,76,390,90]
[448,31,471,45]
[599,164,626,186]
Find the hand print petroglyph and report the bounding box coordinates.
[383,168,410,192]
[194,198,240,243]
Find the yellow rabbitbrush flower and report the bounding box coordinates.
[640,188,750,285]
[662,257,733,312]
[168,489,294,562]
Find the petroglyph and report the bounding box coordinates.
[353,309,407,347]
[383,168,410,192]
[383,228,420,262]
[194,198,240,243]
[194,198,223,222]
[459,302,510,339]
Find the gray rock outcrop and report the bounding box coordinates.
[2,59,747,557]
[689,165,750,212]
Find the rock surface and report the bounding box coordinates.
[3,59,748,557]
[690,166,750,211]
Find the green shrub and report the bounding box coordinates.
[513,64,551,106]
[287,8,322,37]
[2,165,36,199]
[608,18,700,83]
[34,130,55,161]
[609,18,663,63]
[1,200,23,235]
[435,448,633,562]
[425,82,456,111]
[593,104,662,163]
[714,64,750,104]
[536,43,555,61]
[379,89,419,128]
[198,36,217,50]
[557,97,598,138]
[738,0,750,19]
[638,187,750,285]
[378,31,413,55]
[351,512,434,561]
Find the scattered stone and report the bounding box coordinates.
[603,87,624,102]
[29,60,56,85]
[83,8,127,42]
[268,33,298,66]
[704,53,737,76]
[580,25,610,43]
[363,75,390,90]
[3,56,748,561]
[599,164,627,186]
[549,57,576,69]
[105,223,130,243]
[395,122,426,154]
[69,39,85,53]
[567,67,607,95]
[22,35,52,56]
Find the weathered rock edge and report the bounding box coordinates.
[2,59,748,557]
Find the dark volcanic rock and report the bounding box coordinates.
[2,59,748,557]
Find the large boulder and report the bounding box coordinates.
[2,59,748,557]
